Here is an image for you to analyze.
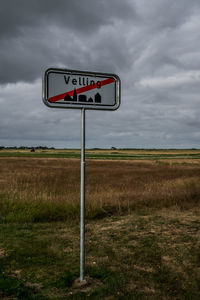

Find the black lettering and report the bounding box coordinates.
[83,78,85,85]
[97,81,101,88]
[64,76,70,84]
[72,78,77,85]
[79,77,82,85]
[90,80,95,86]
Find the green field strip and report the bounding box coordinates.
[0,151,200,160]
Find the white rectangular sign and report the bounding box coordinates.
[43,68,120,110]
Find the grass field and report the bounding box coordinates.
[0,148,200,160]
[0,150,200,299]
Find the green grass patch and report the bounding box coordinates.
[0,195,80,223]
[0,212,200,298]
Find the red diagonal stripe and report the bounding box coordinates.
[48,77,115,103]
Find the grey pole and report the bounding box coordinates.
[80,108,85,281]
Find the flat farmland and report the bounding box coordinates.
[0,152,200,299]
[0,148,200,160]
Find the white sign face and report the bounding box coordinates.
[43,68,120,110]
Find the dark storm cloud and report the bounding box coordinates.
[0,0,135,37]
[0,0,136,83]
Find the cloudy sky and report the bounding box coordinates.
[0,0,200,149]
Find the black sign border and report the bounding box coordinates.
[43,68,121,111]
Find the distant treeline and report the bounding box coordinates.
[0,146,55,150]
[0,146,199,151]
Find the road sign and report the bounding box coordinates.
[43,68,120,110]
[42,67,121,282]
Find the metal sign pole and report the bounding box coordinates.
[80,108,85,281]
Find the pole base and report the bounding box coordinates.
[72,276,103,292]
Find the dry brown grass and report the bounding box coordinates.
[0,157,200,222]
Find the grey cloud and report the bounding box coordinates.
[136,0,200,30]
[0,0,200,149]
